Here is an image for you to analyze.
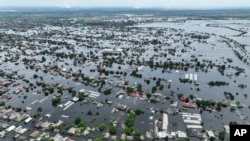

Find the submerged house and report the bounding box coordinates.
[129,92,139,97]
[180,95,187,101]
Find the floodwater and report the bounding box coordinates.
[1,18,250,140]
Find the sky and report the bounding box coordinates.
[0,0,250,9]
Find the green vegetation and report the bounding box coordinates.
[218,131,226,141]
[208,81,228,86]
[52,97,61,106]
[151,86,157,93]
[189,94,195,100]
[130,69,142,78]
[93,138,104,141]
[137,84,142,92]
[229,121,238,125]
[178,93,183,99]
[71,90,77,97]
[46,87,54,94]
[124,112,136,135]
[109,118,116,135]
[159,84,164,90]
[37,107,43,112]
[68,87,73,93]
[74,117,86,132]
[109,126,116,135]
[224,91,234,100]
[33,74,38,79]
[87,110,93,115]
[45,125,55,132]
[134,109,144,115]
[146,93,152,99]
[134,131,142,141]
[196,100,216,108]
[98,123,106,132]
[151,39,160,45]
[234,50,244,61]
[150,98,159,103]
[146,79,150,84]
[74,117,82,125]
[41,56,46,62]
[78,92,87,101]
[179,78,189,83]
[57,88,63,94]
[0,101,5,106]
[104,88,112,95]
[126,86,134,93]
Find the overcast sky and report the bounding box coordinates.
[0,0,250,9]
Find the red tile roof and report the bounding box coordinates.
[182,102,196,108]
[180,95,187,101]
[129,92,139,97]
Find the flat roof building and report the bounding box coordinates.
[25,117,32,124]
[207,130,215,138]
[6,125,16,132]
[162,113,168,131]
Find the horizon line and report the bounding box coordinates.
[0,6,250,10]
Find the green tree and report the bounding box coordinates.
[134,109,144,115]
[146,93,152,99]
[104,88,111,95]
[151,86,157,93]
[37,107,43,112]
[126,87,134,93]
[124,126,133,135]
[78,92,86,101]
[189,94,195,100]
[74,117,82,125]
[109,126,116,135]
[159,84,164,90]
[71,90,77,97]
[42,56,46,62]
[57,88,63,94]
[137,84,142,91]
[33,74,38,79]
[47,87,54,94]
[68,87,73,93]
[0,101,5,106]
[78,121,85,128]
[219,131,225,141]
[134,131,141,141]
[93,138,103,141]
[125,112,136,128]
[98,123,106,132]
[52,97,61,106]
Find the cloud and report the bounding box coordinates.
[56,0,72,8]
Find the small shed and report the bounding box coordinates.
[230,101,237,107]
[176,131,187,138]
[207,130,215,138]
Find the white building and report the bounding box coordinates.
[25,117,32,124]
[6,125,16,132]
[162,113,169,131]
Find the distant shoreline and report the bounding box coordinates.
[0,6,250,11]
